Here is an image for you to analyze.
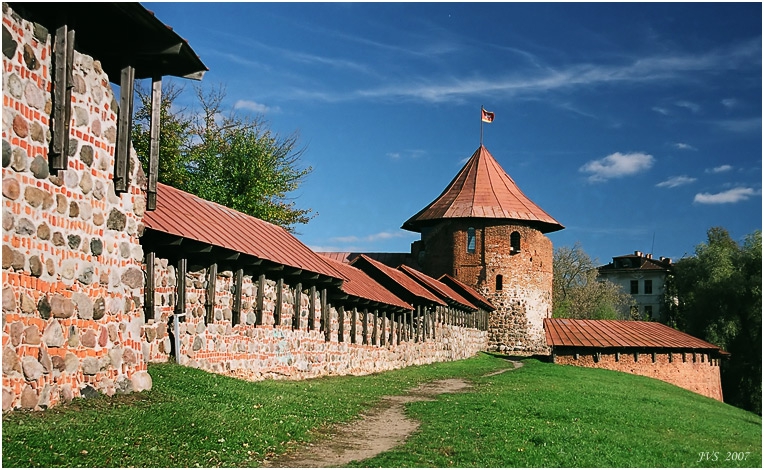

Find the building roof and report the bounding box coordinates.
[398,265,477,311]
[142,183,345,281]
[438,274,495,311]
[320,256,412,311]
[350,255,446,306]
[317,252,420,270]
[598,252,673,273]
[402,145,563,233]
[544,319,726,353]
[9,2,207,81]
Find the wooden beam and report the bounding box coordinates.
[362,308,369,345]
[256,274,265,326]
[308,285,316,331]
[146,76,161,211]
[275,278,283,326]
[232,268,243,326]
[114,65,135,193]
[292,283,302,330]
[175,257,187,322]
[144,251,155,322]
[338,305,345,343]
[205,262,217,324]
[351,307,358,344]
[321,288,329,341]
[50,25,74,171]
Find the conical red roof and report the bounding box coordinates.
[402,145,563,233]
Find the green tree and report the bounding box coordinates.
[663,227,761,414]
[553,243,635,319]
[132,83,314,232]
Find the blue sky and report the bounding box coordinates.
[144,2,762,265]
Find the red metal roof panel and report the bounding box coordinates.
[397,265,477,311]
[143,183,345,280]
[438,274,495,311]
[320,256,412,310]
[351,255,446,305]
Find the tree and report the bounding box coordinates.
[132,83,314,232]
[663,227,761,414]
[553,243,635,319]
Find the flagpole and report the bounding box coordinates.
[480,105,484,147]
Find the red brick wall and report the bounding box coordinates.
[3,5,149,411]
[553,350,724,401]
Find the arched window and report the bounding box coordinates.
[467,227,476,253]
[495,274,503,291]
[510,231,521,254]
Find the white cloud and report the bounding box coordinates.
[652,106,670,115]
[233,100,280,114]
[656,175,697,188]
[673,142,696,151]
[714,117,762,133]
[579,152,655,182]
[694,187,759,204]
[706,164,733,173]
[330,231,409,243]
[675,100,701,113]
[721,98,738,108]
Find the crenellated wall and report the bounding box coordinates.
[142,258,488,381]
[2,4,151,411]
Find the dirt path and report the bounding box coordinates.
[261,360,522,468]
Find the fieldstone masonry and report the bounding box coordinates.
[2,4,150,411]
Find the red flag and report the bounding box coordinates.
[481,108,495,123]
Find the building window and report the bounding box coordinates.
[644,279,653,294]
[630,280,639,295]
[467,227,476,253]
[644,305,653,319]
[495,274,503,291]
[510,231,521,253]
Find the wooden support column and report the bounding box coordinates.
[175,258,187,321]
[144,251,155,322]
[51,25,74,172]
[232,268,243,326]
[275,278,283,326]
[322,290,330,342]
[402,311,408,342]
[292,283,302,329]
[381,311,387,346]
[351,307,358,344]
[338,305,345,343]
[114,65,135,193]
[255,274,265,325]
[415,306,421,342]
[372,309,379,346]
[309,286,316,331]
[146,77,162,211]
[205,262,217,324]
[362,309,369,345]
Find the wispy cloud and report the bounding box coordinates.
[386,149,426,160]
[656,175,697,188]
[675,100,701,113]
[579,152,655,182]
[721,98,739,109]
[330,231,409,243]
[673,142,696,151]
[234,100,280,114]
[714,117,762,133]
[694,187,759,204]
[706,164,733,173]
[652,106,670,115]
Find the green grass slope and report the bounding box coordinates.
[2,354,760,468]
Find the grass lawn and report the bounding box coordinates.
[2,353,761,468]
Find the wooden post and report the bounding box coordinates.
[114,65,135,193]
[402,310,408,342]
[351,307,358,344]
[362,309,369,345]
[371,309,378,346]
[146,77,161,211]
[51,25,74,171]
[232,268,243,326]
[323,290,330,342]
[256,274,265,325]
[275,278,283,326]
[144,251,155,322]
[381,312,387,346]
[338,305,345,343]
[175,258,187,322]
[205,262,217,324]
[309,286,316,331]
[292,283,302,329]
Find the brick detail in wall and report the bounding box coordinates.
[2,6,149,411]
[553,352,724,401]
[142,258,488,380]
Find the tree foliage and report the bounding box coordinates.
[662,227,761,414]
[553,243,636,319]
[132,83,314,232]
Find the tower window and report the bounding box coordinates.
[467,227,476,253]
[496,274,503,291]
[510,231,521,253]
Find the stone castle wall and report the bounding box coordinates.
[418,219,552,353]
[142,258,488,381]
[2,5,151,411]
[554,350,723,401]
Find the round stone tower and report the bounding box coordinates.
[403,145,564,353]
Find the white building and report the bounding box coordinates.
[597,251,673,320]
